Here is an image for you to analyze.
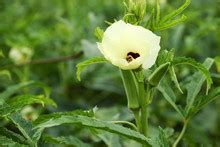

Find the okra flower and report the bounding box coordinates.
[97,20,161,70]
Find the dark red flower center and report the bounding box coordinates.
[126,52,140,63]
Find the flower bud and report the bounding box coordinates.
[9,47,33,65]
[21,105,39,121]
[124,0,147,24]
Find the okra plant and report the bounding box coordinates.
[0,0,219,147]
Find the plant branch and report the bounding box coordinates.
[1,51,83,69]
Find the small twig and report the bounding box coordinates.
[1,51,83,69]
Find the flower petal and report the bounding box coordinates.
[102,20,127,59]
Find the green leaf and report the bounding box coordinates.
[145,8,155,30]
[189,87,220,117]
[0,135,27,147]
[94,27,104,41]
[148,62,170,86]
[43,134,90,147]
[76,57,108,81]
[0,127,27,145]
[94,131,122,147]
[34,112,152,145]
[156,15,187,31]
[9,112,43,146]
[35,109,95,122]
[169,66,183,93]
[160,0,191,24]
[158,80,185,118]
[0,95,57,116]
[149,127,170,147]
[182,58,214,115]
[156,49,174,66]
[0,70,11,79]
[120,70,139,109]
[153,0,190,31]
[0,81,51,104]
[172,57,213,94]
[156,50,179,92]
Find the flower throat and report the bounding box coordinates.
[126,52,140,63]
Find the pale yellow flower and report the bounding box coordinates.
[97,20,161,70]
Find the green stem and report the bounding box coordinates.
[136,80,148,137]
[172,119,189,147]
[132,109,142,132]
[135,74,149,146]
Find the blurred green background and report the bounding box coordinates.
[0,0,220,146]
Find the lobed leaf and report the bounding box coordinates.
[188,87,220,117]
[181,58,214,115]
[9,113,43,146]
[0,81,51,104]
[156,49,183,93]
[156,15,187,31]
[0,135,27,147]
[43,134,90,147]
[149,127,170,147]
[158,80,185,118]
[76,57,108,81]
[160,0,191,24]
[34,112,152,145]
[94,130,122,147]
[172,57,213,94]
[0,127,27,145]
[0,95,57,116]
[35,109,94,123]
